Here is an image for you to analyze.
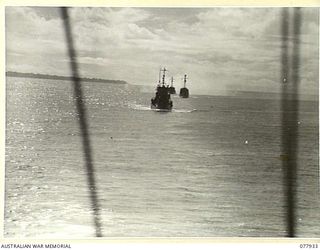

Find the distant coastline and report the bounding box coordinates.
[6,71,127,84]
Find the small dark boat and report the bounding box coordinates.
[179,74,189,98]
[168,77,176,94]
[151,68,173,110]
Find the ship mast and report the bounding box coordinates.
[161,67,167,86]
[158,68,161,85]
[183,74,187,88]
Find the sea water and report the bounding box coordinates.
[4,76,319,238]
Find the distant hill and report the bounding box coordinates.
[6,71,127,85]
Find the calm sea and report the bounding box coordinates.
[5,76,319,238]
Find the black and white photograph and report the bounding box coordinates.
[4,5,319,238]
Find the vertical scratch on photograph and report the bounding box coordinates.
[281,8,301,238]
[60,7,103,237]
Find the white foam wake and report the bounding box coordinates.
[129,103,197,113]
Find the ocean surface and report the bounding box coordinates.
[5,76,319,238]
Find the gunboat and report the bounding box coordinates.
[151,68,173,110]
[179,74,189,98]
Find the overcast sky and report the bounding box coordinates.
[5,7,319,95]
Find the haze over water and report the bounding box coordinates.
[5,76,319,237]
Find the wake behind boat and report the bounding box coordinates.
[151,68,173,111]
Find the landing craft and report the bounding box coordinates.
[151,67,173,111]
[179,74,189,98]
[168,76,176,94]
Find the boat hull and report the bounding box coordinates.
[168,87,176,94]
[179,87,189,98]
[151,99,173,111]
[151,84,173,111]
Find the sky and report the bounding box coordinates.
[5,7,319,95]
